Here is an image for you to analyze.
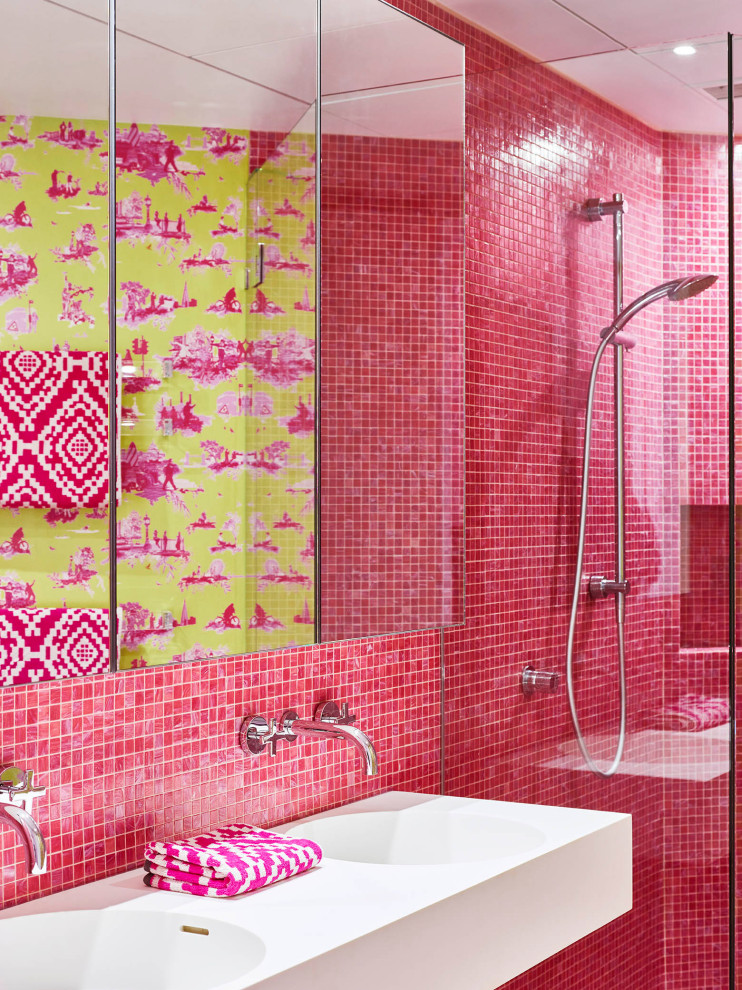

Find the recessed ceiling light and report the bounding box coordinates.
[673,44,697,56]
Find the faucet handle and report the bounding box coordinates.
[0,768,45,811]
[0,767,33,800]
[240,712,299,756]
[0,767,30,795]
[314,701,356,725]
[240,715,272,755]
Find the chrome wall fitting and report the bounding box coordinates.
[0,767,47,875]
[588,575,631,600]
[239,711,299,757]
[582,194,627,222]
[522,666,560,697]
[240,700,379,776]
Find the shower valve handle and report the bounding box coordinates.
[588,575,630,600]
[522,665,560,697]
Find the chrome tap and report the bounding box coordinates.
[0,767,47,876]
[285,703,379,776]
[240,701,379,776]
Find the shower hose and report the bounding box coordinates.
[565,333,627,778]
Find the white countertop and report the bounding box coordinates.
[0,790,632,990]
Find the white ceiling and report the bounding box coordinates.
[1,1,109,120]
[550,0,740,49]
[438,0,742,134]
[3,0,739,137]
[1,0,462,139]
[2,0,311,132]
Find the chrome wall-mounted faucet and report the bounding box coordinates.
[240,701,379,776]
[0,767,47,875]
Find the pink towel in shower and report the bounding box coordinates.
[0,350,119,508]
[143,824,322,898]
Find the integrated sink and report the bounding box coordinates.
[0,792,631,990]
[0,909,265,990]
[286,809,546,865]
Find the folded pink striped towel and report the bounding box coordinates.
[143,824,322,898]
[645,694,730,732]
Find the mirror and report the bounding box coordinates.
[319,0,465,640]
[114,9,317,666]
[0,0,112,684]
[0,0,464,684]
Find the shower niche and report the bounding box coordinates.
[0,0,464,684]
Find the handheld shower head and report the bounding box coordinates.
[668,273,718,301]
[599,273,717,341]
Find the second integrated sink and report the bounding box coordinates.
[286,809,546,865]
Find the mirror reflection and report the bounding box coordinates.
[0,0,464,684]
[319,0,465,640]
[0,0,111,685]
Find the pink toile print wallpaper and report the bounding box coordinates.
[0,114,317,679]
[0,116,109,636]
[115,120,316,668]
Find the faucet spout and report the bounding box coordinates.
[288,718,379,776]
[240,701,380,777]
[0,804,47,875]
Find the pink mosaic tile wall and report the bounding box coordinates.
[320,133,465,640]
[387,3,669,986]
[661,131,736,990]
[249,131,288,174]
[678,504,739,650]
[663,134,732,510]
[0,632,440,907]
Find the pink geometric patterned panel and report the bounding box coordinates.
[0,608,110,685]
[0,350,112,508]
